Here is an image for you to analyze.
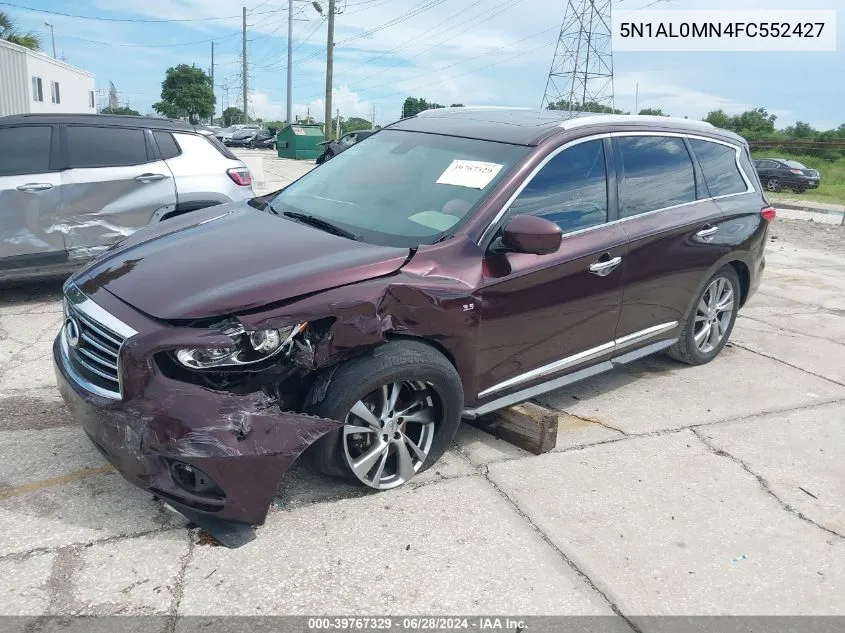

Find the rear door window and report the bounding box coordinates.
[508,139,608,234]
[0,126,52,175]
[616,136,696,218]
[66,126,149,168]
[689,139,748,197]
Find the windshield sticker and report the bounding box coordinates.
[408,211,460,232]
[436,160,503,189]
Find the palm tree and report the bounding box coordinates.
[0,12,41,50]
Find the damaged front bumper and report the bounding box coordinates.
[53,327,340,536]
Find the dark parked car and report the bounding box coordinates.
[226,128,260,148]
[753,157,820,193]
[248,129,276,150]
[54,108,774,545]
[316,129,376,164]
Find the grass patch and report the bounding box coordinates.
[751,151,845,205]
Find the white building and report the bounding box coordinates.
[0,39,96,117]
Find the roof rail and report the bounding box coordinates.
[560,114,715,130]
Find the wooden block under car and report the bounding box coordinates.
[467,402,558,455]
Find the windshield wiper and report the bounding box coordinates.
[282,211,360,241]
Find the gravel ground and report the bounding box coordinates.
[770,216,844,253]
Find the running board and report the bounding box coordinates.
[462,338,676,419]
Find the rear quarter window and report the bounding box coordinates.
[153,131,181,159]
[690,139,748,197]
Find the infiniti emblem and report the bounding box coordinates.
[64,317,81,349]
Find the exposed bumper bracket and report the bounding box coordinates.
[167,501,257,548]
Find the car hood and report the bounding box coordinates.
[72,203,411,320]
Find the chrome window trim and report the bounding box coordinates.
[477,131,755,247]
[477,321,678,399]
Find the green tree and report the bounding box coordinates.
[401,97,445,118]
[222,107,246,126]
[784,121,816,138]
[449,103,465,107]
[100,106,141,116]
[0,11,40,49]
[638,108,668,116]
[343,117,373,134]
[152,64,215,124]
[263,120,286,131]
[735,107,777,140]
[546,99,625,114]
[703,109,736,130]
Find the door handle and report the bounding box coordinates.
[16,183,53,192]
[695,225,719,241]
[589,256,622,277]
[134,173,167,183]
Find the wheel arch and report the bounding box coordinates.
[728,259,751,307]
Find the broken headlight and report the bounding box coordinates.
[174,323,306,369]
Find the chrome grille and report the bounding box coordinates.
[60,285,136,400]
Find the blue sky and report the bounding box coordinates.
[6,0,843,128]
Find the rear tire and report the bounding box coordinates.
[668,266,740,366]
[306,341,463,489]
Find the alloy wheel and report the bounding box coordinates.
[766,178,781,192]
[693,277,735,354]
[342,381,439,490]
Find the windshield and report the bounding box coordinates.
[268,129,528,247]
[219,126,238,133]
[784,160,808,169]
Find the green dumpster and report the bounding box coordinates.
[276,124,324,160]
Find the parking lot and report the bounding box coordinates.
[1,151,843,624]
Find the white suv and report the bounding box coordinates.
[0,114,255,281]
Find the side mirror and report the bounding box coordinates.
[493,214,562,256]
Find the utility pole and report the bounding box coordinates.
[211,42,215,124]
[44,21,56,59]
[324,0,336,140]
[286,0,293,125]
[242,6,248,122]
[335,108,341,139]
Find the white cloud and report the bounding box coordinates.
[614,71,793,122]
[251,85,373,123]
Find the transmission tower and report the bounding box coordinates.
[542,0,614,113]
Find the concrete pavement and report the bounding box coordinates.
[1,153,843,623]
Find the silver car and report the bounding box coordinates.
[0,114,255,281]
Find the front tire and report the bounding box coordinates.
[766,178,781,192]
[306,341,463,489]
[668,266,740,365]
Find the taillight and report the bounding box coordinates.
[761,206,776,223]
[227,167,252,186]
[790,168,803,175]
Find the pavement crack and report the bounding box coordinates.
[481,473,640,633]
[559,410,629,436]
[731,342,845,387]
[165,532,195,630]
[0,525,183,564]
[691,428,845,542]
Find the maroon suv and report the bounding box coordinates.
[54,108,774,543]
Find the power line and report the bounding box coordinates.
[297,0,526,90]
[50,31,239,48]
[361,25,558,96]
[252,15,326,71]
[370,34,558,101]
[0,2,285,23]
[256,0,449,73]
